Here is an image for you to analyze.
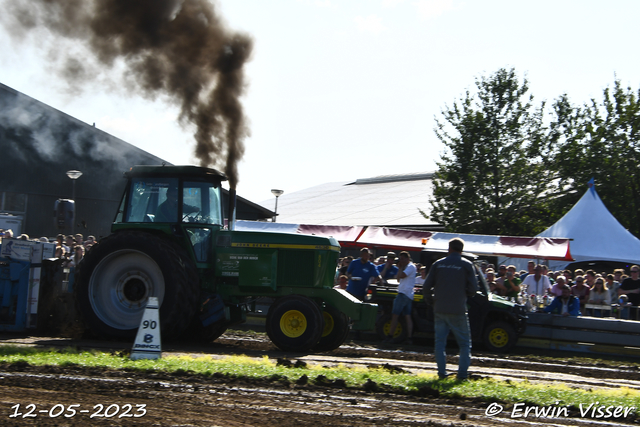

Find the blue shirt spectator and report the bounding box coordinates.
[543,285,581,316]
[376,252,399,281]
[346,248,381,300]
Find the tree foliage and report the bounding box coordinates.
[428,70,640,238]
[428,68,560,235]
[550,80,640,237]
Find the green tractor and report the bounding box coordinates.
[75,165,377,352]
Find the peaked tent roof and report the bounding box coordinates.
[537,181,640,266]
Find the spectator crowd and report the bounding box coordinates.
[479,260,640,319]
[0,230,97,268]
[332,252,640,321]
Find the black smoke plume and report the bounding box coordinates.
[3,0,253,188]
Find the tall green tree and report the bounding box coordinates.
[550,80,640,237]
[427,68,560,235]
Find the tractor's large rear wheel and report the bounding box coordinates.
[75,231,199,340]
[266,295,323,352]
[312,305,350,352]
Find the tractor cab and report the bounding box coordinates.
[115,165,226,227]
[113,165,228,264]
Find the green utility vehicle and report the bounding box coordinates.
[370,261,527,352]
[75,165,377,352]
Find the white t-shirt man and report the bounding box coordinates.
[397,262,417,299]
[522,274,551,295]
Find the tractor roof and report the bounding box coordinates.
[124,165,228,181]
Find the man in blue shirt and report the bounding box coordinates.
[543,284,581,316]
[346,247,382,300]
[376,252,399,283]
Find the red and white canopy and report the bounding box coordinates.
[236,221,573,261]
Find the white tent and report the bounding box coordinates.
[535,180,640,270]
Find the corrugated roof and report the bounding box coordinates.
[258,173,440,229]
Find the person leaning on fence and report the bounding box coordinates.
[618,265,640,306]
[605,273,619,303]
[549,275,566,296]
[588,276,611,305]
[495,265,521,298]
[543,284,581,317]
[423,238,478,381]
[521,264,551,296]
[571,275,590,311]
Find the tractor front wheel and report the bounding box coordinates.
[312,305,350,352]
[266,295,323,352]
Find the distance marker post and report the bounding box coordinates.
[130,297,162,360]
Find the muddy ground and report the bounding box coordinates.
[1,331,639,426]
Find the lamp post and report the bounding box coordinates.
[66,170,83,233]
[271,189,284,222]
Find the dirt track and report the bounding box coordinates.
[1,331,639,426]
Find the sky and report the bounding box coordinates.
[1,0,639,208]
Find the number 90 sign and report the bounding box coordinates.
[142,320,157,329]
[131,297,162,360]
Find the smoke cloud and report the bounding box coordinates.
[3,0,253,188]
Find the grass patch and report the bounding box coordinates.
[0,345,638,414]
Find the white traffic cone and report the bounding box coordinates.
[130,297,162,360]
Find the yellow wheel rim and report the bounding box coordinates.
[321,312,334,337]
[383,320,402,338]
[488,327,508,348]
[280,310,307,338]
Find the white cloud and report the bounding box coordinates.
[381,0,404,8]
[354,15,387,34]
[294,0,334,8]
[314,0,333,7]
[413,0,455,20]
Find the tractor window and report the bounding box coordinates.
[182,181,223,225]
[125,178,178,223]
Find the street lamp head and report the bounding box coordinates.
[271,189,284,223]
[66,170,83,180]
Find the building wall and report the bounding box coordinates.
[0,83,274,239]
[0,83,167,239]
